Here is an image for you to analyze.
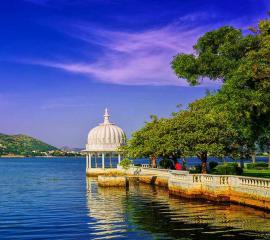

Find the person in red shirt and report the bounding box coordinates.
[175,161,182,170]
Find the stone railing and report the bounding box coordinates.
[141,164,149,168]
[168,171,270,210]
[236,176,270,188]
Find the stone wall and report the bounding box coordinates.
[87,166,270,210]
[98,176,128,187]
[168,171,270,210]
[129,167,171,187]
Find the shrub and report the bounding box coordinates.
[189,165,202,174]
[209,161,218,171]
[246,162,268,169]
[213,162,243,175]
[159,159,174,169]
[119,158,133,170]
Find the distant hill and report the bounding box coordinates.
[0,133,57,156]
[61,146,83,152]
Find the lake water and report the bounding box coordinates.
[0,157,269,240]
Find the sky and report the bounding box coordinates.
[0,0,269,148]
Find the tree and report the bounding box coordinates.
[173,97,237,173]
[0,144,4,156]
[121,115,164,168]
[123,96,238,174]
[172,17,270,164]
[152,116,185,165]
[258,122,270,168]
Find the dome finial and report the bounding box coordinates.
[104,108,110,124]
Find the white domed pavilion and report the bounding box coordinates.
[85,108,126,171]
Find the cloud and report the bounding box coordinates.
[28,21,208,86]
[178,12,217,22]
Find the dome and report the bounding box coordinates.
[86,109,126,152]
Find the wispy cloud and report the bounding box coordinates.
[178,12,217,22]
[27,21,208,86]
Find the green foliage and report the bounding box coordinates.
[209,161,218,171]
[119,158,133,170]
[243,168,270,178]
[159,159,174,169]
[246,162,269,169]
[0,133,57,156]
[172,26,259,85]
[172,17,270,162]
[174,96,238,173]
[124,17,270,175]
[123,96,238,173]
[120,116,181,167]
[213,163,243,175]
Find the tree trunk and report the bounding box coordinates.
[151,155,157,168]
[172,156,178,164]
[238,150,244,169]
[148,158,151,167]
[200,153,207,174]
[240,158,244,169]
[251,152,256,163]
[182,157,186,170]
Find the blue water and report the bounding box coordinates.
[0,157,269,240]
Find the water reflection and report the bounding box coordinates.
[86,178,270,240]
[86,178,129,239]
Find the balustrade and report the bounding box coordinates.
[141,164,149,168]
[238,176,270,188]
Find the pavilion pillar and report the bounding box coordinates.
[95,154,97,168]
[89,153,92,168]
[118,154,121,164]
[86,155,88,169]
[102,153,105,169]
[109,153,112,168]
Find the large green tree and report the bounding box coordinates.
[172,17,270,162]
[123,96,237,173]
[172,97,237,173]
[122,114,187,168]
[124,17,270,173]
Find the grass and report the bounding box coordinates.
[243,168,270,178]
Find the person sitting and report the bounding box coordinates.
[175,161,182,170]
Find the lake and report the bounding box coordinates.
[0,157,269,240]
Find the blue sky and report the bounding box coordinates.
[0,0,269,148]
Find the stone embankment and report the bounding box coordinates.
[86,168,119,177]
[87,166,270,210]
[169,170,270,210]
[98,176,128,187]
[135,168,170,187]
